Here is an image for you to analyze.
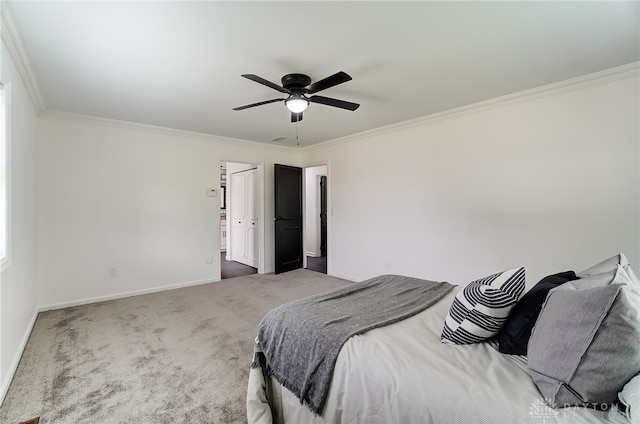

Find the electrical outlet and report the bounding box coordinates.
[108,267,118,277]
[206,256,214,264]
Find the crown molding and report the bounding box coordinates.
[302,61,640,152]
[41,59,640,155]
[41,110,296,153]
[1,3,46,114]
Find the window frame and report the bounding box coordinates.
[1,82,11,268]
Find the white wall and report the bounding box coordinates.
[36,114,298,308]
[0,40,39,401]
[303,74,639,287]
[304,165,327,257]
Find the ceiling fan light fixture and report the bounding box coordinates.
[234,72,360,119]
[285,95,309,113]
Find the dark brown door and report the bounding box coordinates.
[320,175,327,257]
[274,164,303,274]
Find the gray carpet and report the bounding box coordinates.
[221,253,257,280]
[0,269,350,424]
[306,256,327,274]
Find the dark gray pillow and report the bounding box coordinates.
[497,271,577,356]
[528,266,640,408]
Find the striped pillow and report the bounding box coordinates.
[441,267,525,345]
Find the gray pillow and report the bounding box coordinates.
[577,253,628,277]
[528,266,640,408]
[577,253,640,288]
[619,374,640,423]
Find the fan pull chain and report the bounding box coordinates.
[296,121,300,146]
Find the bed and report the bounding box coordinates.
[247,256,639,424]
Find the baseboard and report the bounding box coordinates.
[38,277,219,312]
[327,271,358,283]
[0,308,38,407]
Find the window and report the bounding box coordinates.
[0,84,6,262]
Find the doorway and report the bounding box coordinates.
[273,163,329,275]
[220,161,261,279]
[304,165,327,274]
[274,164,304,274]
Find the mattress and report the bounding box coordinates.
[247,287,628,424]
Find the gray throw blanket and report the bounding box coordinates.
[252,274,453,415]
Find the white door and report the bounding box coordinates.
[246,169,259,267]
[230,168,259,268]
[231,172,246,262]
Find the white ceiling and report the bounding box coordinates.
[5,1,639,147]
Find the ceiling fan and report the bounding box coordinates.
[233,71,359,122]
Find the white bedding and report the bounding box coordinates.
[247,287,627,424]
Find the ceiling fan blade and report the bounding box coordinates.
[233,98,284,111]
[291,112,303,123]
[241,74,289,94]
[309,95,360,111]
[306,71,352,94]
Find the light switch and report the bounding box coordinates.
[206,188,218,197]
